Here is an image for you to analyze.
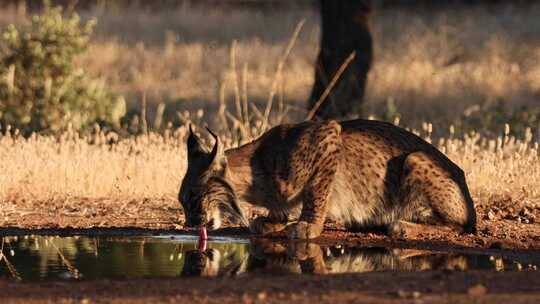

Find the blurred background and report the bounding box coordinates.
[1,0,539,138]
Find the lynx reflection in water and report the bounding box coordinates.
[181,240,533,277]
[0,235,536,281]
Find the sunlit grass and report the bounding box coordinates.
[0,126,187,201]
[0,121,539,213]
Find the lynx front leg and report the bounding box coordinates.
[286,180,331,239]
[287,121,341,239]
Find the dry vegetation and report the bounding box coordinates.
[1,3,540,226]
[81,4,540,131]
[2,4,538,130]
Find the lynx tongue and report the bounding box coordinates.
[198,226,208,251]
[199,226,208,240]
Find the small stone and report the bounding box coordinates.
[396,289,408,298]
[495,258,505,271]
[467,284,488,296]
[80,298,91,304]
[241,293,252,304]
[257,292,267,301]
[487,211,496,220]
[395,290,421,299]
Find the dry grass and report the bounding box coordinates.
[0,126,187,202]
[1,123,539,213]
[72,4,540,130]
[438,127,540,206]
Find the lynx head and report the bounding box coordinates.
[182,248,246,277]
[182,249,222,276]
[179,125,247,230]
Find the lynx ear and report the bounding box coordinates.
[206,126,226,170]
[187,124,206,157]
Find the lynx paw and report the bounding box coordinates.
[388,221,434,239]
[387,222,406,239]
[286,221,323,239]
[249,216,286,235]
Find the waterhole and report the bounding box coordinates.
[0,235,537,281]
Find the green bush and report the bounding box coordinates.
[455,99,540,138]
[0,1,125,134]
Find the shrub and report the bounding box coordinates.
[455,99,540,138]
[0,1,125,134]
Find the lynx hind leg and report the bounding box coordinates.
[287,121,342,239]
[398,151,476,235]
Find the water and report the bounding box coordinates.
[0,235,537,281]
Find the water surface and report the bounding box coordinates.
[0,235,536,281]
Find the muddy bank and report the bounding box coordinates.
[2,270,540,304]
[1,197,539,250]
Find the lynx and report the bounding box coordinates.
[178,119,477,239]
[180,242,470,277]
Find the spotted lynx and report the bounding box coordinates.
[181,242,471,277]
[179,119,477,239]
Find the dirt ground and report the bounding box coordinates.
[1,196,539,249]
[1,270,540,304]
[1,197,540,303]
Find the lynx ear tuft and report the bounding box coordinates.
[206,126,226,170]
[187,124,206,156]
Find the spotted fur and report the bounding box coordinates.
[179,119,477,239]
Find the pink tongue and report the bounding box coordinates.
[198,227,208,251]
[199,226,208,240]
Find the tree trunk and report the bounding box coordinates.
[308,0,373,120]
